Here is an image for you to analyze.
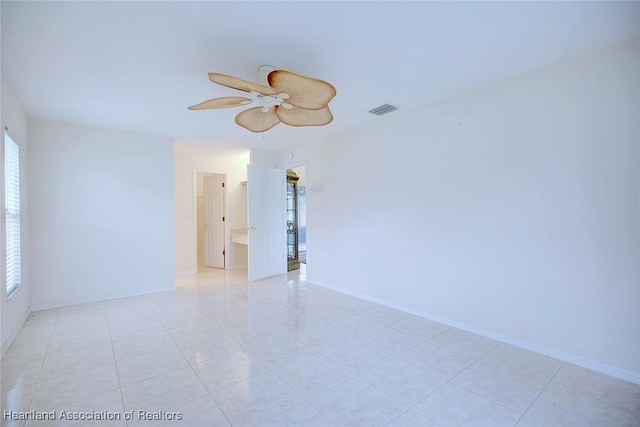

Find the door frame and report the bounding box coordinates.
[192,170,227,273]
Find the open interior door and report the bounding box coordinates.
[247,165,286,281]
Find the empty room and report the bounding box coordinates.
[1,1,639,426]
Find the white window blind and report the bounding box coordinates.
[5,130,21,297]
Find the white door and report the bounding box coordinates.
[204,175,225,268]
[247,165,286,281]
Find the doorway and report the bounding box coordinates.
[288,165,307,269]
[196,172,226,270]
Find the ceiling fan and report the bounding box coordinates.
[189,65,336,133]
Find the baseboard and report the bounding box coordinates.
[312,280,640,386]
[30,286,176,312]
[1,307,31,358]
[226,264,247,270]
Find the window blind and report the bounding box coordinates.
[5,130,21,296]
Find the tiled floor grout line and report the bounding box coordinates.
[25,308,61,416]
[104,301,132,427]
[301,376,351,427]
[512,361,565,427]
[143,291,235,427]
[304,330,432,426]
[401,357,478,423]
[255,363,329,426]
[207,288,394,425]
[386,337,504,425]
[265,319,454,426]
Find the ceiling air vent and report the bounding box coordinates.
[368,104,398,116]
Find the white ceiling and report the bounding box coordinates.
[3,1,640,150]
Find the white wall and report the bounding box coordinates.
[28,119,175,309]
[271,39,640,381]
[251,150,280,169]
[174,141,249,274]
[291,166,306,187]
[1,82,31,354]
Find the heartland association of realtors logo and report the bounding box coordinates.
[3,410,183,422]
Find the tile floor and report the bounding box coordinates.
[1,267,639,426]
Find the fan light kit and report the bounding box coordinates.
[189,65,337,133]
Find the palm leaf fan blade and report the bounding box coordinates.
[235,107,281,133]
[188,96,252,110]
[276,105,333,127]
[268,70,336,110]
[209,73,279,95]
